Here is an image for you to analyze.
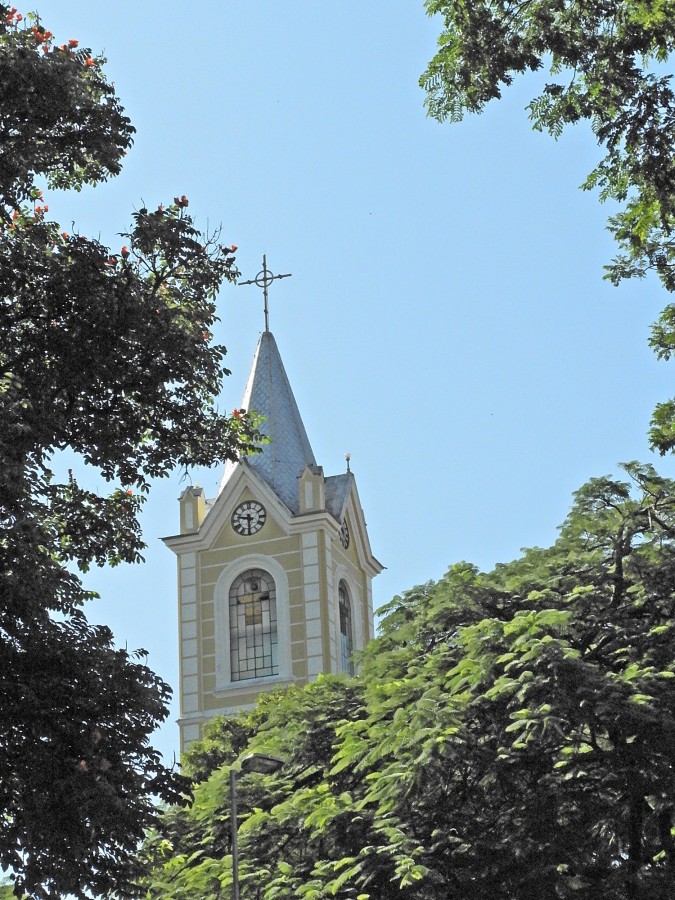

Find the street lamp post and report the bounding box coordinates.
[230,753,284,900]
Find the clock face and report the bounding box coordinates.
[340,519,350,549]
[231,500,267,536]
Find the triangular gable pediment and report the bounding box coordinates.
[332,475,383,577]
[164,461,293,553]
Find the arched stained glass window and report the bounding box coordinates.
[338,580,354,676]
[229,568,278,681]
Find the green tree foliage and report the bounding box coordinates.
[0,7,260,898]
[145,463,675,899]
[421,0,675,452]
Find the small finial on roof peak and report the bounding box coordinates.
[345,452,351,473]
[238,254,292,332]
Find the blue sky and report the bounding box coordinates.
[37,1,675,763]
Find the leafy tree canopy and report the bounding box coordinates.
[421,0,675,453]
[145,463,675,899]
[0,6,260,898]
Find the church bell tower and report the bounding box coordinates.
[164,263,382,751]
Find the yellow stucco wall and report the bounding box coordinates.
[175,479,378,752]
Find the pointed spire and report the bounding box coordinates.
[221,331,316,513]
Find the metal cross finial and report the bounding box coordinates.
[238,254,292,332]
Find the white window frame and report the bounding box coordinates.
[214,554,292,692]
[333,565,364,665]
[338,579,354,675]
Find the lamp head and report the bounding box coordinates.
[240,753,284,775]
